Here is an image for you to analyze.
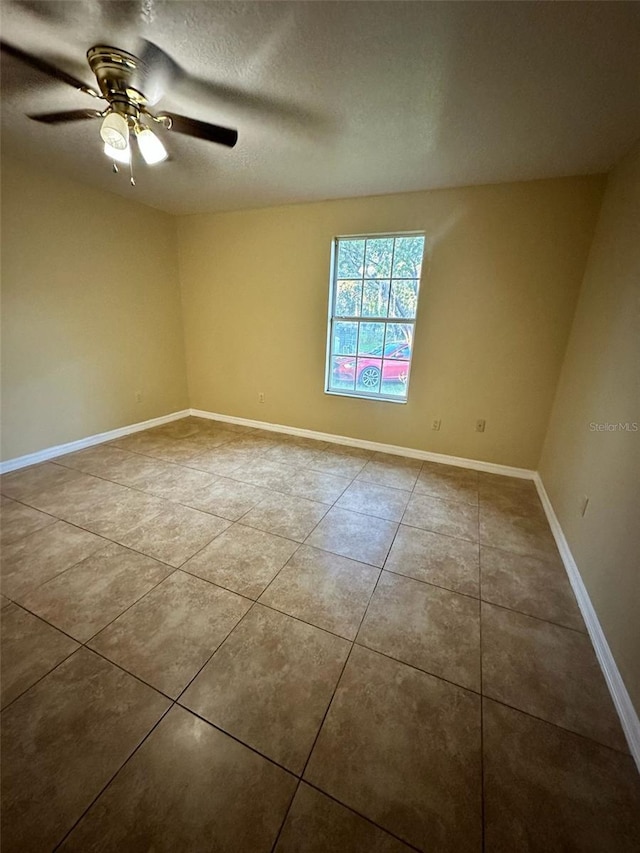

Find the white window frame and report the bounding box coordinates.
[324,231,425,404]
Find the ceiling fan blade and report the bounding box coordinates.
[134,39,179,106]
[161,113,238,148]
[28,109,102,124]
[1,40,97,94]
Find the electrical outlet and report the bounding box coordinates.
[135,391,143,404]
[432,419,441,431]
[581,496,590,517]
[475,419,486,433]
[258,392,265,403]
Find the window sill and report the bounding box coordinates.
[324,389,408,404]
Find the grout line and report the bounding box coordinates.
[176,704,299,780]
[351,640,482,697]
[300,781,424,853]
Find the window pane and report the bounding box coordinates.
[385,323,413,354]
[364,238,393,279]
[357,322,385,355]
[335,280,362,317]
[337,239,365,279]
[389,279,419,318]
[362,280,390,317]
[392,235,425,278]
[329,356,356,391]
[333,321,358,355]
[381,359,410,399]
[356,358,382,393]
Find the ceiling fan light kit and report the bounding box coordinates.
[99,111,129,150]
[1,39,238,185]
[135,125,168,164]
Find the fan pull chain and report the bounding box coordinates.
[129,156,136,187]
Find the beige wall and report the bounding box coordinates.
[539,143,640,711]
[177,176,604,468]
[1,154,189,460]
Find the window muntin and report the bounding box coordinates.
[326,233,425,402]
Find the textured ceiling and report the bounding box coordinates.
[1,1,639,215]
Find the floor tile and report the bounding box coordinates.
[305,506,398,567]
[308,449,368,479]
[21,543,173,642]
[260,545,379,639]
[226,433,280,452]
[1,520,105,600]
[304,645,482,852]
[403,493,479,542]
[1,462,85,502]
[115,501,230,567]
[266,442,326,468]
[134,463,218,503]
[479,481,558,561]
[283,468,351,504]
[357,458,420,490]
[0,496,56,545]
[187,443,262,476]
[147,418,203,439]
[357,572,481,691]
[59,705,296,853]
[481,602,627,751]
[0,648,169,853]
[28,475,166,540]
[182,523,298,598]
[336,480,410,522]
[231,457,295,491]
[185,476,268,520]
[478,472,541,509]
[182,604,350,773]
[89,570,251,697]
[483,699,640,853]
[275,783,413,853]
[384,523,480,595]
[414,461,479,505]
[480,546,584,631]
[479,504,558,561]
[55,444,171,489]
[109,430,177,456]
[242,492,328,542]
[1,604,79,708]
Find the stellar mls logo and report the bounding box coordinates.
[589,422,638,432]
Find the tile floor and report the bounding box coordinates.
[1,416,639,852]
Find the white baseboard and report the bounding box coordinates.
[534,474,640,770]
[0,410,190,474]
[190,408,536,480]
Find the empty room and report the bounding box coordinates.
[1,1,639,851]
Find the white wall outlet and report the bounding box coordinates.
[581,496,590,517]
[258,392,265,403]
[135,391,143,404]
[475,419,486,433]
[432,419,441,431]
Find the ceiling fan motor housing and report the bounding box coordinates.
[87,45,148,120]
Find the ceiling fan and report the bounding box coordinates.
[0,40,238,182]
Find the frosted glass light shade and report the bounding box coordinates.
[136,127,168,164]
[100,112,129,150]
[104,142,131,164]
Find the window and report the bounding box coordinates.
[325,232,425,402]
